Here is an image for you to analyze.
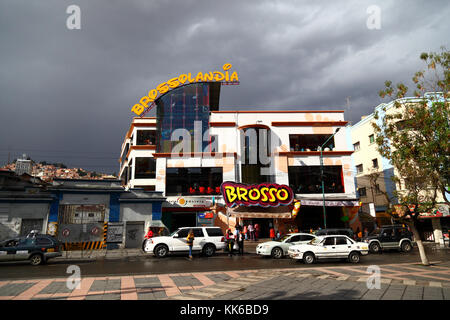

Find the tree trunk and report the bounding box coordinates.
[409,223,430,266]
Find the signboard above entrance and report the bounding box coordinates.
[221,182,294,208]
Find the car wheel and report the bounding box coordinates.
[369,242,381,253]
[271,247,283,259]
[30,253,43,266]
[303,252,315,264]
[203,244,216,257]
[348,251,360,263]
[154,244,169,258]
[401,241,412,253]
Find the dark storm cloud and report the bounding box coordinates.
[0,0,449,173]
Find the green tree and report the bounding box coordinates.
[373,47,449,266]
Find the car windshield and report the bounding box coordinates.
[169,229,180,237]
[310,237,322,245]
[278,235,291,242]
[370,228,381,236]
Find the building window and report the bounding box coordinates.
[208,135,218,153]
[241,127,272,184]
[289,134,335,151]
[121,143,129,164]
[288,165,345,194]
[135,158,156,179]
[372,158,378,168]
[358,187,367,197]
[356,164,363,174]
[375,184,382,194]
[369,134,375,144]
[136,130,156,145]
[166,167,223,196]
[353,142,360,151]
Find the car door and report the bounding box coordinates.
[192,228,206,251]
[380,228,395,248]
[316,237,336,258]
[282,235,301,252]
[334,236,351,258]
[14,238,36,261]
[171,229,190,251]
[0,240,18,262]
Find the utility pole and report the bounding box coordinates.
[320,128,340,229]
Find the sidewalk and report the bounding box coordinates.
[1,260,449,300]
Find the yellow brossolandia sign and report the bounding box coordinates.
[131,63,239,115]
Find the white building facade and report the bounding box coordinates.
[119,83,361,236]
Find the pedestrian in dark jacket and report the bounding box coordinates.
[238,228,245,255]
[226,229,234,256]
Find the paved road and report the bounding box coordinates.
[1,260,449,300]
[0,246,448,281]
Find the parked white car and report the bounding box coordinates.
[143,226,226,258]
[256,233,317,259]
[288,235,369,264]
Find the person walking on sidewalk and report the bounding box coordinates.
[238,228,245,255]
[248,224,254,241]
[254,223,259,241]
[243,225,248,240]
[142,227,154,250]
[144,227,153,239]
[226,228,234,256]
[270,227,275,241]
[186,229,195,259]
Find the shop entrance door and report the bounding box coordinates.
[125,222,144,248]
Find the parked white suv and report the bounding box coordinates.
[143,227,226,258]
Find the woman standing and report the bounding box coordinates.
[226,229,234,256]
[238,228,245,255]
[270,227,275,241]
[248,224,254,241]
[186,229,195,259]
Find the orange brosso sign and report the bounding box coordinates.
[131,63,239,116]
[221,182,294,208]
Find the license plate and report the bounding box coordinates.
[47,248,55,252]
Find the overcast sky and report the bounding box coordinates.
[0,0,448,174]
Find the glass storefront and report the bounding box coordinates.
[288,165,345,194]
[241,127,273,184]
[155,82,221,153]
[166,167,223,196]
[136,130,156,145]
[289,134,335,151]
[135,157,156,179]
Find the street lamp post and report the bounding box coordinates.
[320,128,340,229]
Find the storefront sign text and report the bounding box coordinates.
[221,182,294,208]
